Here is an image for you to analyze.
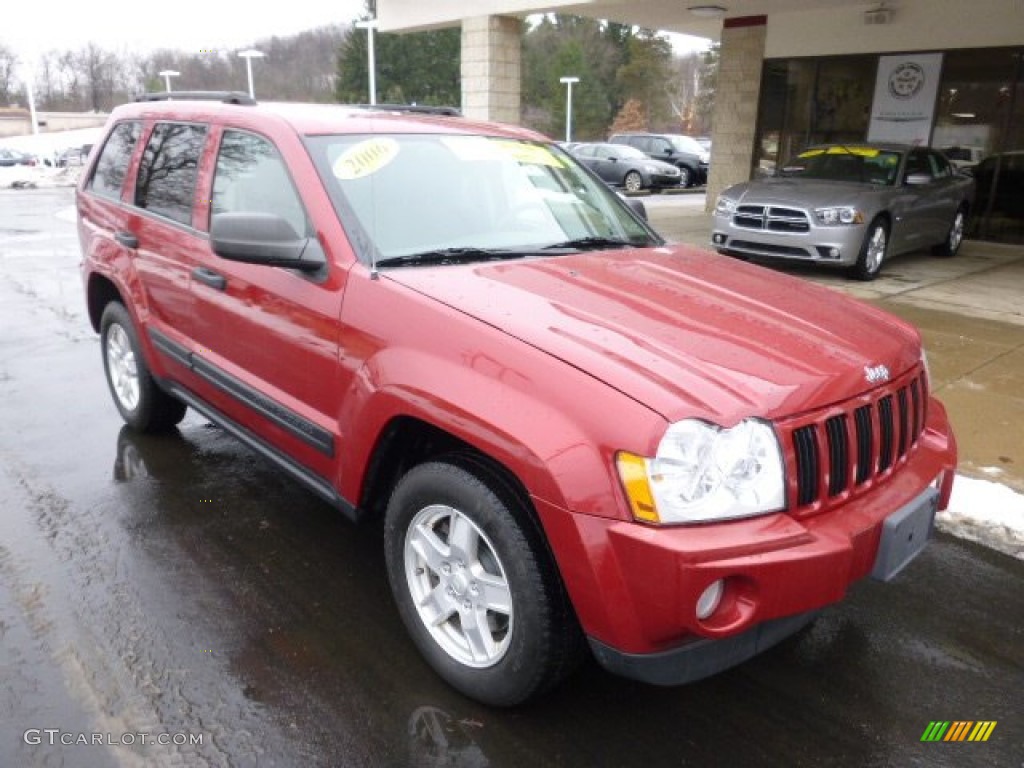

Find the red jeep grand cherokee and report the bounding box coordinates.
[78,93,957,706]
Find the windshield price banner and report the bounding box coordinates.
[868,53,943,145]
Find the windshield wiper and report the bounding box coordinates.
[539,236,640,252]
[375,247,528,268]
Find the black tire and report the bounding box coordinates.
[850,218,889,281]
[384,460,582,706]
[678,166,692,188]
[933,205,967,257]
[623,170,643,193]
[100,302,187,432]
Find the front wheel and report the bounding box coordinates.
[384,460,581,706]
[100,303,186,431]
[623,170,643,193]
[850,218,889,281]
[678,166,692,188]
[933,206,967,257]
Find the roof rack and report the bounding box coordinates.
[136,91,257,106]
[350,104,462,117]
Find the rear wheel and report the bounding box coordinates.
[384,460,581,706]
[850,218,889,281]
[100,302,186,431]
[678,166,692,188]
[933,205,966,257]
[623,171,643,193]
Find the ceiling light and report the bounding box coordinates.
[688,5,728,17]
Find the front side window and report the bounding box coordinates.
[135,122,208,226]
[212,130,308,237]
[306,134,658,265]
[904,150,932,180]
[90,122,141,200]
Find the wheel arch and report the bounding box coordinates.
[86,272,124,332]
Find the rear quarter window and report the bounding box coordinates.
[89,122,141,200]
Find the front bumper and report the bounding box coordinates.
[533,400,956,685]
[649,171,682,189]
[711,212,867,266]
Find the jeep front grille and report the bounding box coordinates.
[733,205,810,233]
[779,366,928,515]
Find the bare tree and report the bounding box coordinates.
[78,43,117,111]
[0,42,19,106]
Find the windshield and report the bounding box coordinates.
[779,146,902,186]
[305,133,659,265]
[668,135,702,154]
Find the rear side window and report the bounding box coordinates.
[134,122,208,226]
[90,122,141,200]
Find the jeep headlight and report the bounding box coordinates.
[617,419,785,524]
[714,196,737,216]
[814,206,864,225]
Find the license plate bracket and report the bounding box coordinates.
[870,486,939,582]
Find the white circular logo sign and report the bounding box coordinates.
[888,62,925,100]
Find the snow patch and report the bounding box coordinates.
[939,474,1024,560]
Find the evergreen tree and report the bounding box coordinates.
[335,18,460,106]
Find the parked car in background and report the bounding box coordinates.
[608,132,709,187]
[941,145,985,171]
[0,147,37,167]
[712,143,976,280]
[57,145,89,167]
[571,142,681,192]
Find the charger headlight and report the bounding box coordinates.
[714,196,737,216]
[617,419,786,524]
[814,206,864,225]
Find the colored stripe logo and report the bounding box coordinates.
[921,721,997,742]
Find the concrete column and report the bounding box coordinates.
[706,17,766,211]
[461,15,522,125]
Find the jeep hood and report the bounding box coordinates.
[385,246,921,423]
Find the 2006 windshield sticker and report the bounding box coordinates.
[333,138,400,180]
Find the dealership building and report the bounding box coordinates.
[377,0,1024,243]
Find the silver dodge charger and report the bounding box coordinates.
[711,143,976,280]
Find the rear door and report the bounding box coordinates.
[127,121,210,363]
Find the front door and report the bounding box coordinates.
[188,128,346,480]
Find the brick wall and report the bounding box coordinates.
[706,18,766,211]
[461,15,522,124]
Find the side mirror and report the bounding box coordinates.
[211,213,325,272]
[904,172,932,186]
[663,147,673,156]
[624,197,648,221]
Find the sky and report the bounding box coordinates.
[4,0,368,68]
[4,1,708,77]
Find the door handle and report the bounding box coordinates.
[192,266,227,291]
[114,230,138,248]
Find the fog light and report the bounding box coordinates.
[829,247,840,259]
[713,233,726,244]
[696,579,725,620]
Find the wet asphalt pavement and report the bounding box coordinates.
[1,187,1021,768]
